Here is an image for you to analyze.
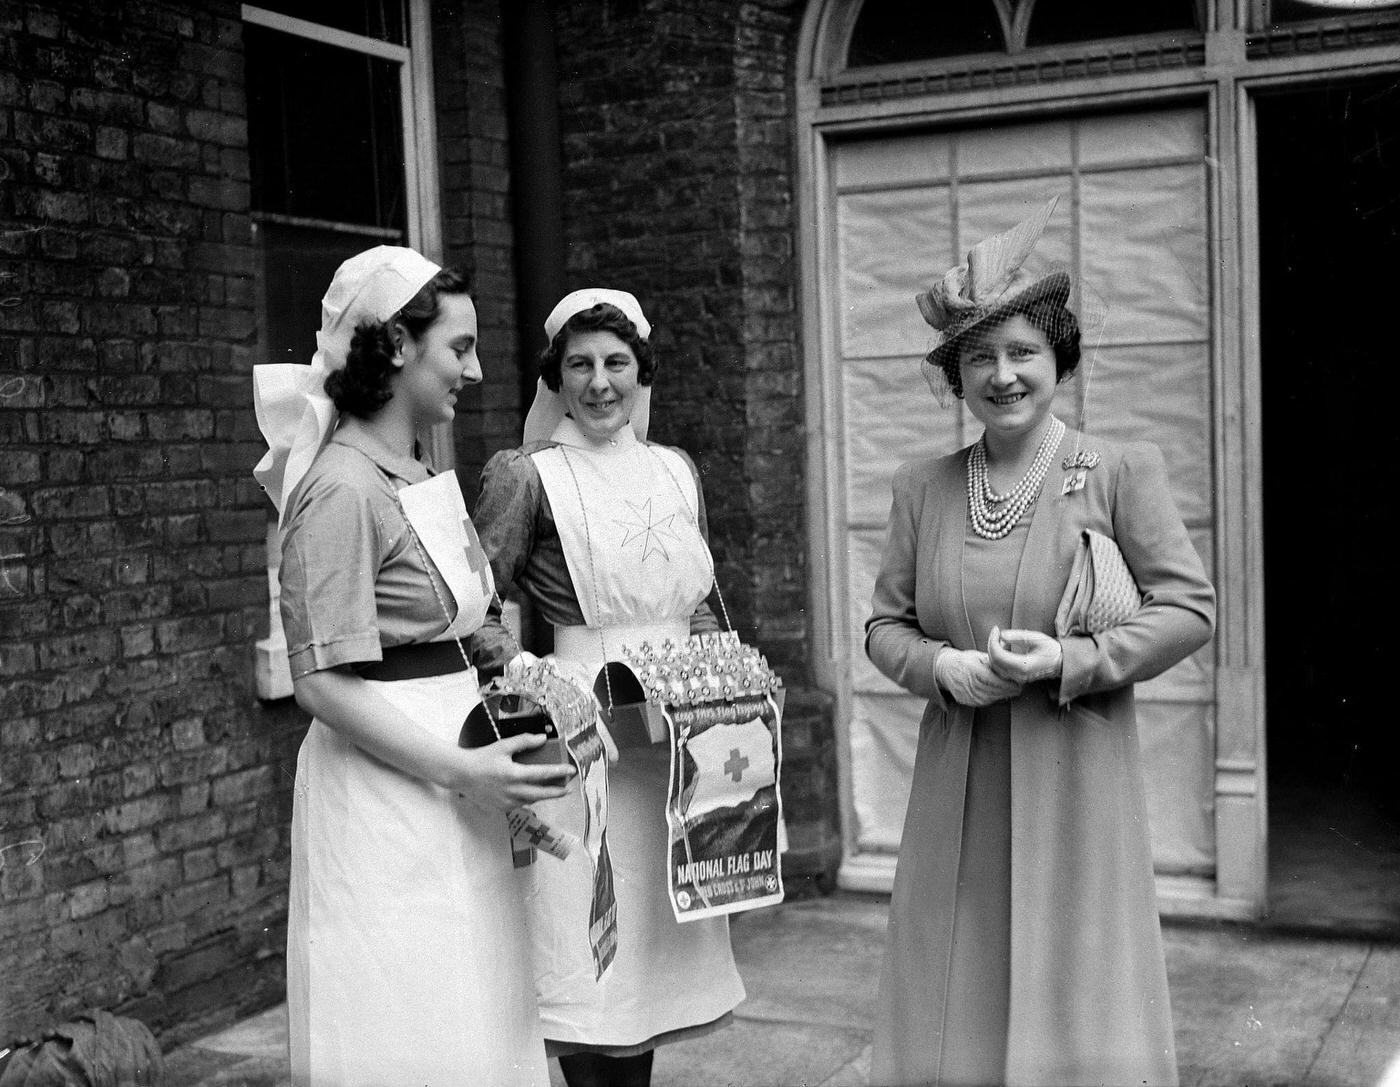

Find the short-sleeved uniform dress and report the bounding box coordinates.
[279,427,548,1087]
[865,429,1215,1086]
[473,416,745,1056]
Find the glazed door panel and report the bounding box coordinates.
[826,107,1217,882]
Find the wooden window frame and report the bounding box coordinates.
[245,1,445,700]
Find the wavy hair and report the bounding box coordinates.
[538,302,657,393]
[324,268,472,418]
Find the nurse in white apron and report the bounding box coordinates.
[473,289,745,1087]
[253,247,571,1087]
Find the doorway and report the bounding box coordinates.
[1258,79,1400,933]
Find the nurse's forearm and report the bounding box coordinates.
[292,667,576,809]
[293,668,466,790]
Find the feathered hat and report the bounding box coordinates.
[916,198,1069,384]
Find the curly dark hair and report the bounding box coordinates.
[324,267,472,418]
[936,298,1081,400]
[538,302,657,393]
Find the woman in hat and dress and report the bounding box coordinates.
[473,290,745,1087]
[253,247,571,1087]
[865,202,1215,1086]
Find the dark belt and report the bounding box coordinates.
[354,640,472,682]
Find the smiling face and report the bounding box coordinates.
[558,329,639,442]
[394,292,481,428]
[958,313,1059,443]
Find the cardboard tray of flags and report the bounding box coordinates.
[596,630,787,922]
[461,661,590,767]
[595,630,785,749]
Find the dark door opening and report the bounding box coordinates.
[1258,79,1400,933]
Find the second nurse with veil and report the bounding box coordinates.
[473,289,745,1087]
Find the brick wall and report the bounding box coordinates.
[0,0,300,1044]
[552,0,839,879]
[0,0,838,1048]
[0,0,515,1045]
[433,0,522,503]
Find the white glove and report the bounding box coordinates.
[934,647,1023,707]
[986,627,1063,683]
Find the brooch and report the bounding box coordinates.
[1061,448,1099,495]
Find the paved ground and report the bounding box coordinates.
[166,893,1400,1086]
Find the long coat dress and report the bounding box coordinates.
[865,427,1215,1087]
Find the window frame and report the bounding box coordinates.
[242,4,441,256]
[244,1,445,700]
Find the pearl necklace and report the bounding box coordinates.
[966,415,1065,540]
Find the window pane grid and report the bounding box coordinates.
[246,25,407,231]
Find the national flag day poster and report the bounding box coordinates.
[665,694,784,921]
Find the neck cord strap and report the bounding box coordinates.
[557,445,617,714]
[648,445,733,634]
[385,485,522,743]
[556,441,734,715]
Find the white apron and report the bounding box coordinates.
[287,472,548,1087]
[523,418,746,1049]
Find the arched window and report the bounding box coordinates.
[1026,0,1197,47]
[845,0,1200,68]
[847,2,1005,67]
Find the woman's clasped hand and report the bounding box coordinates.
[985,625,1063,684]
[934,627,1063,706]
[932,647,1021,706]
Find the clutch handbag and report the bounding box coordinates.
[1054,529,1143,637]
